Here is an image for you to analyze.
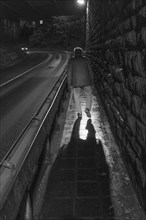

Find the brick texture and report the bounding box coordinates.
[86,0,146,213]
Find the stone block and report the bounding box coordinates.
[122,132,127,148]
[125,30,137,47]
[116,36,125,48]
[136,119,146,146]
[131,16,137,29]
[123,18,131,31]
[117,102,126,121]
[126,111,136,136]
[132,51,145,76]
[113,67,124,82]
[131,0,143,9]
[108,64,114,76]
[125,51,133,69]
[105,50,114,64]
[141,27,146,45]
[139,6,146,18]
[137,6,146,30]
[140,103,146,125]
[114,82,122,97]
[135,158,146,188]
[135,142,142,158]
[131,95,142,117]
[115,105,125,124]
[103,73,112,85]
[116,124,124,141]
[118,23,124,35]
[130,76,144,96]
[126,140,136,163]
[117,51,124,65]
[123,86,132,108]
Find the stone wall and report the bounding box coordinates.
[86,0,146,212]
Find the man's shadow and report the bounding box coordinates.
[45,118,115,219]
[70,118,96,141]
[59,117,97,155]
[61,117,115,219]
[70,117,82,141]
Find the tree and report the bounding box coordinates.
[52,15,86,49]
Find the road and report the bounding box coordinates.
[0,50,70,162]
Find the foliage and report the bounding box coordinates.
[51,15,86,49]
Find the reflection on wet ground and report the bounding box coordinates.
[38,90,146,220]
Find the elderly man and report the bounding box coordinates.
[67,47,94,118]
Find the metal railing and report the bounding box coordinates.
[0,67,68,220]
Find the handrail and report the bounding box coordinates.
[0,65,68,216]
[0,66,67,168]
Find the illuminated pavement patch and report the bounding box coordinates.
[38,89,146,220]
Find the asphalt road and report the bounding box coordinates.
[0,50,70,162]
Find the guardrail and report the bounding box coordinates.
[0,67,69,220]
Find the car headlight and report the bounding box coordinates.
[21,47,28,51]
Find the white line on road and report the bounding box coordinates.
[0,52,52,87]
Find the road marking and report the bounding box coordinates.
[55,53,70,77]
[0,52,52,87]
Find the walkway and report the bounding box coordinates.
[37,89,146,220]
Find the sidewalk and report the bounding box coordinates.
[38,89,146,220]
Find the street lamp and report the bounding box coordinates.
[40,20,43,25]
[77,0,86,5]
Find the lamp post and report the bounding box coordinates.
[76,0,87,49]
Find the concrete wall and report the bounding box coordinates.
[86,0,146,212]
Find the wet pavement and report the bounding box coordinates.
[37,89,146,220]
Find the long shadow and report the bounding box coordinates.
[55,117,82,159]
[39,118,115,220]
[70,117,82,141]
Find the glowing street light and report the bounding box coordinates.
[40,20,43,25]
[77,0,85,5]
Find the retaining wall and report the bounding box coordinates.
[86,0,146,212]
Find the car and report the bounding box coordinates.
[21,47,28,51]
